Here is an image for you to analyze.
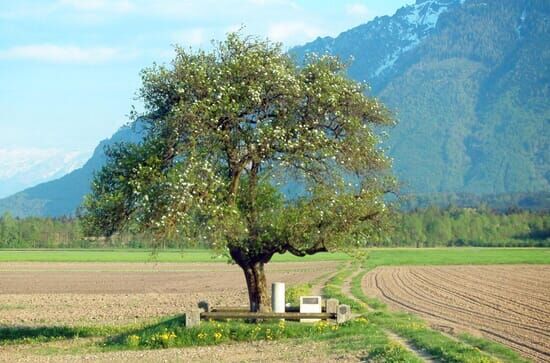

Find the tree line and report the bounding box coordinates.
[387,207,549,248]
[1,207,548,249]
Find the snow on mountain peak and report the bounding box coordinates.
[374,0,465,76]
[406,1,450,30]
[0,148,91,198]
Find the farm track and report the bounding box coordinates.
[339,268,437,363]
[363,265,550,362]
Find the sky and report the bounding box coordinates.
[0,0,413,159]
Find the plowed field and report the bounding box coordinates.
[363,265,550,362]
[0,261,337,327]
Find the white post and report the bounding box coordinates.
[271,282,285,313]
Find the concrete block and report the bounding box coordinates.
[326,298,339,315]
[337,304,351,324]
[300,295,322,323]
[185,309,201,327]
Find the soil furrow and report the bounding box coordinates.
[435,266,550,306]
[409,269,550,326]
[393,269,548,338]
[365,266,550,362]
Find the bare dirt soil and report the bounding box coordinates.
[0,261,338,327]
[363,265,550,362]
[0,339,360,363]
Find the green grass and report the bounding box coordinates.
[107,314,422,361]
[0,324,132,345]
[0,315,419,361]
[365,248,550,267]
[0,247,547,265]
[457,333,530,363]
[0,249,351,263]
[368,310,500,363]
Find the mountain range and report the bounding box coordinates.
[0,148,89,199]
[1,0,548,217]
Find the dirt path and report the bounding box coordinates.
[0,339,361,363]
[340,268,437,363]
[363,265,550,362]
[310,269,340,296]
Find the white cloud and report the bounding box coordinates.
[58,0,134,13]
[267,21,323,44]
[247,0,298,7]
[173,28,206,46]
[345,3,370,17]
[0,148,90,198]
[0,44,122,64]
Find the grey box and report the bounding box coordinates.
[326,298,339,314]
[185,309,201,327]
[336,304,351,324]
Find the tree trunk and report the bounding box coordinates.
[242,262,271,312]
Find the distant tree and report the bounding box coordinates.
[81,33,395,312]
[0,212,19,247]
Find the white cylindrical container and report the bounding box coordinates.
[271,282,286,313]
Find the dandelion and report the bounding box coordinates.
[197,332,208,340]
[126,334,141,347]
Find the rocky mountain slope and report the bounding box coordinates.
[1,0,548,217]
[293,0,549,194]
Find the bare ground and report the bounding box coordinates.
[0,339,361,363]
[363,265,550,362]
[0,261,339,327]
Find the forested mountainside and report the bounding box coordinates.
[292,0,549,194]
[1,0,548,217]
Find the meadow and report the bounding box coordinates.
[0,247,548,362]
[1,247,548,264]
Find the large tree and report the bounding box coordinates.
[82,33,395,312]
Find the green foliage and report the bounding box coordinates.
[285,283,312,306]
[367,342,423,363]
[82,32,394,271]
[401,191,550,212]
[388,207,550,248]
[369,311,500,363]
[0,324,130,346]
[0,212,85,248]
[458,333,530,363]
[5,200,548,248]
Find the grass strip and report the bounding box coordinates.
[0,325,133,345]
[457,333,530,363]
[324,264,501,362]
[368,310,500,363]
[350,264,529,363]
[320,266,422,361]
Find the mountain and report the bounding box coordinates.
[292,0,549,194]
[0,148,89,199]
[0,124,143,217]
[1,0,548,217]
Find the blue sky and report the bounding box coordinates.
[0,0,413,156]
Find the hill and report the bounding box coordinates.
[0,124,143,217]
[292,0,549,194]
[1,0,548,217]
